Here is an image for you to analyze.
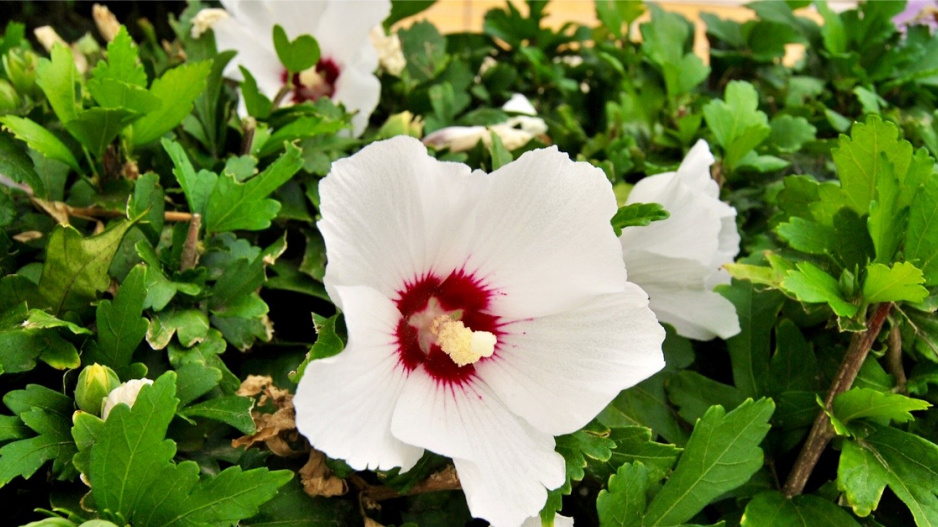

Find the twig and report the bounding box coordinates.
[783,303,893,497]
[31,198,193,223]
[886,323,907,394]
[349,466,461,502]
[272,83,292,109]
[180,213,202,271]
[241,116,257,156]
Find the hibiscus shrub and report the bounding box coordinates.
[2,1,938,526]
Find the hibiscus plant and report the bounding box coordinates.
[1,1,938,526]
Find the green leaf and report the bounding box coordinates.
[611,202,670,236]
[741,491,860,527]
[291,313,344,383]
[776,217,835,256]
[64,108,138,157]
[38,220,138,314]
[488,131,512,170]
[258,117,343,158]
[838,427,938,523]
[174,363,222,407]
[640,6,709,96]
[92,26,146,87]
[702,81,770,171]
[272,24,320,73]
[781,262,858,317]
[399,21,448,82]
[132,61,212,145]
[161,138,218,216]
[238,66,272,120]
[596,462,649,526]
[0,385,77,486]
[241,477,357,526]
[595,0,645,39]
[90,372,291,525]
[815,0,846,54]
[588,426,681,484]
[36,44,80,124]
[180,395,255,434]
[719,280,785,398]
[0,131,45,197]
[205,142,304,232]
[862,262,928,303]
[386,0,439,29]
[768,115,817,153]
[0,304,79,374]
[0,115,80,171]
[668,371,744,424]
[643,398,775,527]
[905,175,938,286]
[832,387,931,431]
[832,115,913,214]
[84,265,148,370]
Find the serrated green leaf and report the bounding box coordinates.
[488,130,512,170]
[239,66,273,120]
[741,491,860,527]
[400,21,447,82]
[291,313,344,383]
[838,428,938,523]
[862,262,928,303]
[0,115,80,171]
[588,426,681,484]
[36,44,80,124]
[272,25,320,73]
[643,398,775,527]
[84,265,147,370]
[92,27,146,87]
[832,387,931,431]
[180,395,255,434]
[596,462,648,527]
[776,217,835,255]
[38,220,138,314]
[64,107,138,157]
[90,370,288,525]
[0,131,45,197]
[595,0,645,39]
[905,175,938,286]
[132,61,212,145]
[146,308,210,350]
[241,477,357,527]
[816,0,846,54]
[0,304,79,375]
[719,280,785,398]
[205,142,304,232]
[769,115,817,153]
[641,6,709,96]
[161,138,218,216]
[668,371,744,424]
[0,415,29,443]
[174,363,222,407]
[833,116,913,214]
[702,81,770,171]
[611,202,670,236]
[781,262,858,317]
[0,385,77,486]
[258,117,344,158]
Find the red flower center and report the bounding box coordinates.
[280,57,341,103]
[394,270,503,386]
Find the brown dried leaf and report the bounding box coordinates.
[232,375,303,456]
[300,449,348,498]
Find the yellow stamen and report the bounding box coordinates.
[431,316,496,367]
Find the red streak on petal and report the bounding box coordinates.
[393,270,503,386]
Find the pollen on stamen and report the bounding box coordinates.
[431,316,497,367]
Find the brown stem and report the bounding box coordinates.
[783,303,893,497]
[272,83,292,109]
[33,198,193,223]
[350,466,461,502]
[241,116,257,156]
[886,324,907,394]
[180,213,202,271]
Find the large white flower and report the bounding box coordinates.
[619,140,741,341]
[294,136,665,527]
[194,0,390,136]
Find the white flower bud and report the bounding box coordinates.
[101,378,153,420]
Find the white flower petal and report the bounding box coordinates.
[294,285,424,471]
[101,378,153,420]
[643,282,741,341]
[315,1,389,65]
[318,137,478,307]
[423,126,489,152]
[502,93,538,116]
[334,65,383,137]
[478,287,665,436]
[211,16,282,95]
[464,147,628,319]
[391,375,565,527]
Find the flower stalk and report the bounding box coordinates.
[782,302,893,497]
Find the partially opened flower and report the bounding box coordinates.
[423,93,548,152]
[619,140,741,341]
[295,136,665,526]
[193,0,390,136]
[101,378,153,420]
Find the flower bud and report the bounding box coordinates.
[3,49,39,98]
[0,79,21,112]
[377,111,423,139]
[101,378,153,420]
[74,364,120,415]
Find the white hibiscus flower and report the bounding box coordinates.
[619,139,741,341]
[294,136,665,527]
[193,0,390,136]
